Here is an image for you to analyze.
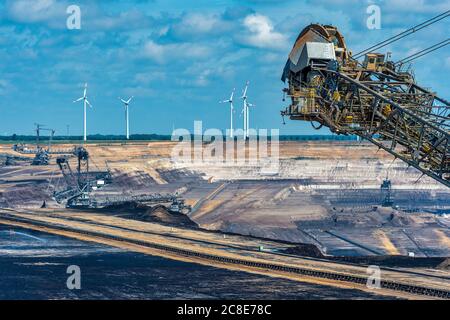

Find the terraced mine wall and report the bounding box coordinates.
[1,141,449,258]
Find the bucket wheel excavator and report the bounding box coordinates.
[281,23,450,187]
[53,147,191,214]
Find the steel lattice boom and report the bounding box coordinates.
[281,24,450,187]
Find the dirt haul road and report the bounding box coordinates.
[0,208,448,300]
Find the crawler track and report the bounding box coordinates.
[0,213,448,299]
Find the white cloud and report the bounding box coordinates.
[0,79,13,95]
[122,86,156,98]
[88,8,153,31]
[134,72,167,84]
[143,41,212,64]
[6,0,67,25]
[167,12,233,39]
[383,0,450,13]
[445,56,450,69]
[143,41,165,63]
[240,14,289,50]
[181,13,219,33]
[6,1,152,31]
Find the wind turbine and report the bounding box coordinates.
[220,88,235,138]
[73,83,92,142]
[246,101,256,138]
[241,81,249,138]
[119,96,134,140]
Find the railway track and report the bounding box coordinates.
[0,212,448,299]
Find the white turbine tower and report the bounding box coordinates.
[119,96,134,140]
[241,81,249,138]
[246,101,256,138]
[220,89,235,138]
[73,83,92,142]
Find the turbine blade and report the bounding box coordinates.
[74,97,83,102]
[83,83,88,98]
[127,96,134,104]
[86,99,92,108]
[241,81,249,98]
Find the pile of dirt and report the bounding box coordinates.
[281,242,448,269]
[283,243,326,258]
[143,206,198,228]
[437,258,450,270]
[331,255,448,269]
[97,202,198,228]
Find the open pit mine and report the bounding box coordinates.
[1,139,449,299]
[0,24,449,300]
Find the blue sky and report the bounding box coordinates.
[0,0,449,136]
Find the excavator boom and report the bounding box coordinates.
[281,24,449,187]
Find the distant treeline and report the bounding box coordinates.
[0,134,172,142]
[0,134,358,142]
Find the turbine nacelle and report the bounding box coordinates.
[119,96,134,106]
[73,83,92,108]
[119,95,134,140]
[219,88,236,138]
[73,82,91,142]
[241,81,250,100]
[219,88,235,105]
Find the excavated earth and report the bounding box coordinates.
[0,141,449,261]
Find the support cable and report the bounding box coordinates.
[353,10,450,59]
[395,39,450,66]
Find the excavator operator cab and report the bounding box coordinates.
[363,53,385,71]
